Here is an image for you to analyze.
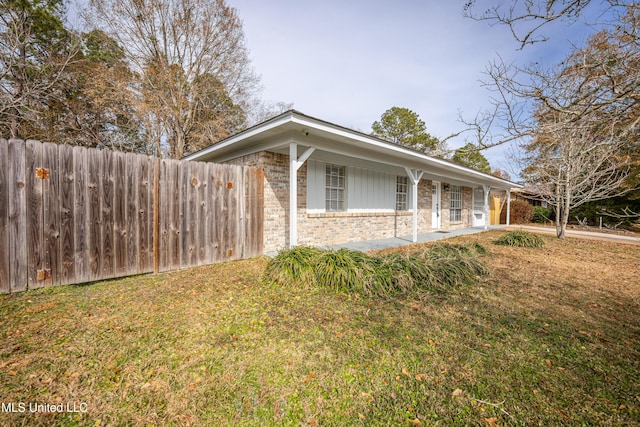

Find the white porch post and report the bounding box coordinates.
[404,167,424,243]
[483,185,491,230]
[289,142,316,248]
[506,189,511,226]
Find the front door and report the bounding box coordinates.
[431,181,441,230]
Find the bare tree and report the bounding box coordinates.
[463,0,634,49]
[462,2,640,150]
[522,112,632,238]
[87,0,260,158]
[0,0,78,139]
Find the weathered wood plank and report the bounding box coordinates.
[25,140,43,289]
[8,140,27,292]
[196,161,207,266]
[180,160,190,268]
[0,140,9,292]
[244,167,264,258]
[153,157,160,273]
[126,153,139,274]
[203,163,216,264]
[101,149,114,278]
[58,144,75,286]
[211,165,225,263]
[42,142,60,287]
[187,161,199,267]
[168,160,181,271]
[72,146,88,284]
[223,164,237,261]
[138,155,152,273]
[158,159,169,271]
[87,147,102,280]
[113,151,127,276]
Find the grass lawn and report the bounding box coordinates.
[0,230,639,426]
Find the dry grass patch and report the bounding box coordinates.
[0,231,639,426]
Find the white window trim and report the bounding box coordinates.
[396,176,409,211]
[325,163,346,212]
[450,185,462,222]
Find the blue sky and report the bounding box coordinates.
[226,0,601,173]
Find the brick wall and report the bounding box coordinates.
[224,151,475,252]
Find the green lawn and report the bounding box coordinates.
[0,230,639,426]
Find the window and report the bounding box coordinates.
[325,164,345,211]
[473,187,484,212]
[396,176,408,211]
[450,185,462,222]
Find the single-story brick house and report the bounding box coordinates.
[185,110,521,252]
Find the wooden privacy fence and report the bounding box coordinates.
[0,139,264,293]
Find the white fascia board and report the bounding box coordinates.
[289,114,521,189]
[183,114,294,161]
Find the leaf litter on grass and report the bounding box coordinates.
[0,232,638,425]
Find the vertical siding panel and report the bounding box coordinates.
[25,140,43,289]
[0,140,8,292]
[59,145,75,286]
[7,140,27,292]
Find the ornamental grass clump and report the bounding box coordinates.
[493,230,545,248]
[418,243,489,290]
[264,243,489,297]
[263,246,321,287]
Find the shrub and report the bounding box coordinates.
[493,230,544,248]
[532,206,553,223]
[502,199,534,224]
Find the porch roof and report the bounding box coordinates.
[184,110,522,191]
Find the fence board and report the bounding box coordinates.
[1,139,263,292]
[197,161,207,266]
[138,155,152,272]
[245,167,264,258]
[168,160,181,270]
[113,151,127,276]
[87,148,102,280]
[42,142,60,287]
[59,144,75,286]
[126,153,139,274]
[73,146,88,284]
[8,141,27,292]
[0,140,8,292]
[26,140,43,288]
[101,149,114,278]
